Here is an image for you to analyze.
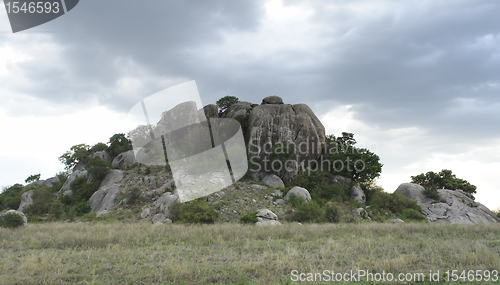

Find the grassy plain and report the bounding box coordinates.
[1,222,500,284]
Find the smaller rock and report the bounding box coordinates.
[256,219,282,226]
[96,210,109,217]
[275,199,285,206]
[350,185,366,203]
[261,96,284,105]
[256,209,278,220]
[1,210,27,226]
[236,199,245,204]
[18,190,34,212]
[389,219,404,223]
[164,219,173,224]
[63,190,73,198]
[262,174,285,188]
[252,199,257,203]
[141,208,151,219]
[152,214,167,224]
[353,208,367,219]
[284,186,311,202]
[251,184,267,190]
[271,190,283,197]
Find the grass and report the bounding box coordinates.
[1,222,500,284]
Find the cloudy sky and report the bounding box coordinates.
[1,0,499,210]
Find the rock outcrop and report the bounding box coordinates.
[1,210,28,226]
[284,186,311,202]
[89,170,125,213]
[262,174,285,189]
[255,209,281,226]
[112,150,137,169]
[350,185,366,203]
[245,97,326,183]
[396,183,500,224]
[58,170,88,194]
[154,192,179,217]
[35,176,59,188]
[18,190,34,212]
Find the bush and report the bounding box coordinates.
[90,142,108,153]
[24,187,56,218]
[1,212,25,228]
[324,201,341,223]
[0,184,24,211]
[126,187,141,205]
[411,169,476,194]
[70,177,98,204]
[294,171,348,202]
[401,208,427,221]
[85,156,111,181]
[179,200,220,224]
[423,186,440,201]
[240,212,258,224]
[106,133,132,159]
[369,190,421,216]
[291,201,324,223]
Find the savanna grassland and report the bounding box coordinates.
[1,222,500,285]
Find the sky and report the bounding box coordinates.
[1,0,499,210]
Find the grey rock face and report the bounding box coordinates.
[203,104,219,119]
[141,208,152,219]
[63,190,73,199]
[350,185,366,203]
[111,150,137,169]
[152,214,167,224]
[59,170,88,194]
[1,210,27,226]
[222,102,253,119]
[92,151,112,163]
[35,176,59,188]
[256,209,278,220]
[331,175,353,190]
[89,170,125,213]
[261,96,284,105]
[262,174,285,188]
[18,190,34,212]
[284,186,312,202]
[275,199,286,206]
[154,192,179,217]
[255,208,281,226]
[246,103,325,182]
[354,208,368,219]
[396,183,500,224]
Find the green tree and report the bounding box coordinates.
[85,156,111,181]
[59,144,91,171]
[106,133,132,158]
[0,184,24,210]
[410,169,476,194]
[216,95,239,112]
[89,142,108,153]
[25,174,41,184]
[325,133,382,183]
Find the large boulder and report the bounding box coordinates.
[396,183,500,224]
[255,208,281,226]
[17,190,34,212]
[203,104,219,119]
[111,150,137,169]
[154,192,179,217]
[89,170,125,213]
[261,96,284,105]
[331,175,353,190]
[262,174,285,189]
[58,170,88,194]
[284,186,312,202]
[350,185,366,203]
[222,101,254,119]
[34,176,59,188]
[1,210,28,226]
[246,102,325,183]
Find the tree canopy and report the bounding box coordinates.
[411,169,476,194]
[216,95,239,112]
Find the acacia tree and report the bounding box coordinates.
[411,169,476,194]
[216,95,239,112]
[59,144,91,171]
[325,132,382,183]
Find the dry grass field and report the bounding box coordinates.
[1,222,500,284]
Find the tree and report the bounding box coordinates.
[410,169,476,194]
[59,144,91,171]
[325,133,383,183]
[106,133,132,158]
[85,156,111,181]
[25,174,41,184]
[216,96,239,112]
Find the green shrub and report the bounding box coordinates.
[369,190,420,216]
[0,184,24,211]
[240,212,258,224]
[126,187,141,205]
[90,142,108,153]
[423,186,440,201]
[179,200,220,224]
[24,187,56,218]
[74,200,91,216]
[1,212,25,228]
[169,201,182,222]
[401,208,427,221]
[48,198,65,220]
[106,133,132,159]
[85,156,111,181]
[291,201,324,223]
[324,201,341,223]
[70,177,98,204]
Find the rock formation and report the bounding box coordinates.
[255,209,281,226]
[89,170,125,214]
[284,186,312,202]
[17,190,34,212]
[396,183,500,224]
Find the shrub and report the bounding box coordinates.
[0,184,24,211]
[291,200,324,223]
[411,169,476,194]
[324,201,341,223]
[59,144,91,171]
[48,198,65,220]
[369,190,421,216]
[423,186,440,201]
[402,208,427,221]
[1,212,25,228]
[70,177,99,205]
[169,201,182,222]
[90,142,108,153]
[85,156,111,181]
[24,187,56,218]
[126,187,141,205]
[240,212,258,224]
[179,200,220,224]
